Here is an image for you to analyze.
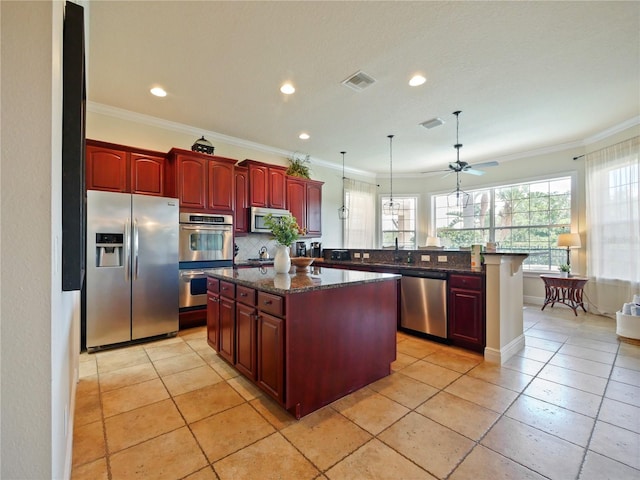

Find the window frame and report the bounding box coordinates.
[378,194,419,249]
[430,172,577,273]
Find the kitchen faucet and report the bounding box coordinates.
[393,237,402,262]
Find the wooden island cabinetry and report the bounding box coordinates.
[448,273,485,352]
[166,148,236,212]
[86,140,166,196]
[206,267,399,418]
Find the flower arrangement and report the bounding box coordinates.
[286,153,311,179]
[558,264,571,273]
[264,213,304,247]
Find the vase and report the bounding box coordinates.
[559,271,569,278]
[273,245,291,274]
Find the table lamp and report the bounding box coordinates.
[557,233,581,267]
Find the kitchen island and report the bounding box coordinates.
[205,266,400,418]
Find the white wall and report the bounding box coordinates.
[1,2,79,479]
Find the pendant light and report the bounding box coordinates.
[447,111,470,210]
[382,135,400,215]
[338,151,349,220]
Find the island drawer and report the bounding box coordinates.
[257,291,285,317]
[236,285,256,306]
[449,274,483,290]
[219,280,235,298]
[207,277,219,293]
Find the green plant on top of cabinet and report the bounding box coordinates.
[167,148,236,212]
[86,140,166,196]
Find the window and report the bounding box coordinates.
[434,177,572,271]
[344,178,376,248]
[380,196,417,248]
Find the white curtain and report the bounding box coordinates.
[585,135,640,314]
[343,178,376,248]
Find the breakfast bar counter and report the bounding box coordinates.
[205,266,400,418]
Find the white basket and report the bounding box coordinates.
[616,311,640,340]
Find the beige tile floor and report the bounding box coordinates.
[72,305,640,480]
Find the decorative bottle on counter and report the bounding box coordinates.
[274,245,291,274]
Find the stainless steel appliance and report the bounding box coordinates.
[400,271,448,339]
[295,241,307,257]
[86,191,179,350]
[310,242,322,258]
[179,212,233,310]
[179,212,233,262]
[250,206,292,233]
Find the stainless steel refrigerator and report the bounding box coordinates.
[86,190,179,350]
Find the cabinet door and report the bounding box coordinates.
[218,296,235,363]
[208,160,234,211]
[269,167,287,209]
[235,303,257,379]
[257,311,284,402]
[131,153,165,196]
[306,181,323,236]
[206,292,220,351]
[286,178,307,233]
[248,164,268,207]
[86,144,128,192]
[449,287,484,351]
[234,167,248,234]
[177,155,207,210]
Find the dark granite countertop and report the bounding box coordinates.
[315,258,484,275]
[205,266,400,295]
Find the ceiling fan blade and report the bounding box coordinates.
[421,168,450,175]
[463,168,486,176]
[471,161,499,169]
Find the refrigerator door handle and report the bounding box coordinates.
[133,218,140,279]
[124,219,131,281]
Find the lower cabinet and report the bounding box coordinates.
[257,312,284,402]
[207,279,285,403]
[448,274,485,352]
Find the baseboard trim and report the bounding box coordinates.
[484,334,525,364]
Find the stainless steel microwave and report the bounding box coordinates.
[250,207,292,233]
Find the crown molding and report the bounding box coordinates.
[87,102,376,178]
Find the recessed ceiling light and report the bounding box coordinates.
[280,83,295,95]
[409,75,426,87]
[150,86,167,97]
[299,133,310,140]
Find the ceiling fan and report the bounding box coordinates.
[423,111,499,176]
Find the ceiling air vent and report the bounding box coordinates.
[341,71,376,92]
[420,117,445,129]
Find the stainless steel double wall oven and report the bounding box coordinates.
[178,212,233,310]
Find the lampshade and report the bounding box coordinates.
[557,233,581,248]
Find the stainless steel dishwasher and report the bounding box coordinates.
[400,271,448,339]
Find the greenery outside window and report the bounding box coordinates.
[434,177,572,271]
[380,196,417,249]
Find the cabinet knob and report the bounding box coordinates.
[264,300,272,305]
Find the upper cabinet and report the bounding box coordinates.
[286,177,323,237]
[239,160,287,209]
[166,148,236,212]
[234,166,249,235]
[86,140,166,196]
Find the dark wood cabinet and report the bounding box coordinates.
[130,153,165,196]
[86,140,167,196]
[239,159,287,209]
[234,166,249,235]
[286,177,323,237]
[86,143,128,192]
[235,303,257,379]
[448,274,485,352]
[206,292,220,351]
[167,148,236,212]
[217,280,236,363]
[257,311,284,402]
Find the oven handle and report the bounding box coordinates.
[180,225,232,231]
[124,219,131,281]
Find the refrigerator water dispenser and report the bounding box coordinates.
[96,233,123,267]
